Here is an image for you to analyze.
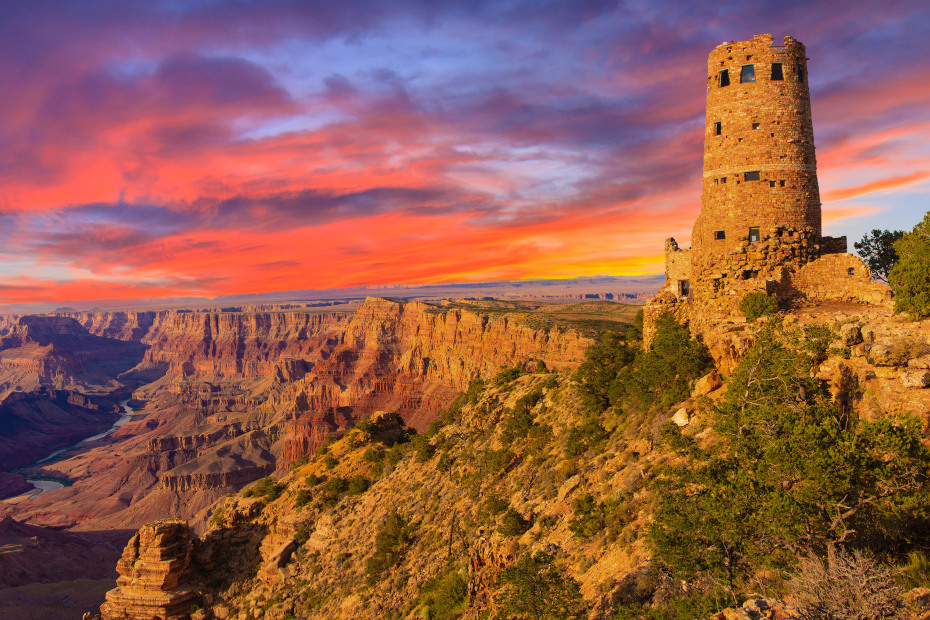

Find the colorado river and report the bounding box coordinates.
[21,399,137,498]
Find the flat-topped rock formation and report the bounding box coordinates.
[100,520,197,620]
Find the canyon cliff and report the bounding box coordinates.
[2,298,591,536]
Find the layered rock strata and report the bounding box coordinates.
[100,520,197,620]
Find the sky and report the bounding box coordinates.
[0,0,929,307]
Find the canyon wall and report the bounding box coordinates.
[3,298,592,534]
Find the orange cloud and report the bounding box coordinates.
[823,171,930,202]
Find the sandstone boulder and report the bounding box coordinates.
[671,408,690,427]
[693,370,723,396]
[839,323,863,346]
[901,371,930,389]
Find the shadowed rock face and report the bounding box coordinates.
[0,316,147,397]
[0,316,149,478]
[0,516,120,587]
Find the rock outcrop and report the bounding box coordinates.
[100,520,197,620]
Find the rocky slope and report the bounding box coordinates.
[86,299,930,620]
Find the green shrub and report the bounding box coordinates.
[739,291,778,322]
[420,567,468,620]
[613,313,712,412]
[484,448,514,474]
[250,476,284,502]
[295,489,311,508]
[480,495,509,522]
[305,473,324,486]
[208,507,224,528]
[363,446,384,463]
[494,552,585,619]
[899,550,930,589]
[385,443,406,468]
[412,433,437,462]
[319,476,349,506]
[568,493,603,538]
[575,332,635,411]
[365,512,416,584]
[890,211,930,318]
[499,508,532,537]
[355,416,380,434]
[347,475,371,495]
[436,451,453,473]
[564,421,609,457]
[289,454,310,470]
[494,365,524,386]
[293,524,312,546]
[323,455,338,469]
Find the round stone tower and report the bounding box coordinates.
[691,34,820,256]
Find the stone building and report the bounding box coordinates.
[646,34,889,341]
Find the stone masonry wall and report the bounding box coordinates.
[663,238,692,299]
[689,225,819,330]
[792,253,892,305]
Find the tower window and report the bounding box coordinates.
[796,65,804,82]
[780,180,786,187]
[847,267,856,276]
[744,171,761,181]
[721,177,727,183]
[719,69,730,87]
[771,62,784,80]
[742,270,758,280]
[740,64,756,83]
[714,230,725,240]
[752,122,760,130]
[749,227,760,242]
[769,181,776,187]
[714,121,722,135]
[679,279,690,296]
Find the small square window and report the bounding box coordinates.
[741,64,756,83]
[738,137,743,142]
[847,267,856,276]
[749,227,760,242]
[769,181,776,187]
[752,122,760,130]
[719,69,730,87]
[714,230,725,240]
[721,177,727,183]
[714,121,722,135]
[742,270,758,280]
[744,171,761,181]
[780,180,786,187]
[771,62,784,81]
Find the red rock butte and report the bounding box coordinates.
[645,34,890,339]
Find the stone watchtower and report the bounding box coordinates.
[693,34,819,256]
[646,34,889,342]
